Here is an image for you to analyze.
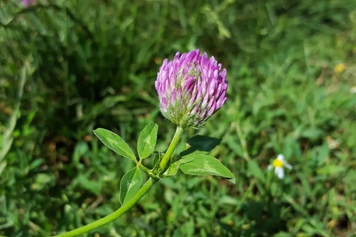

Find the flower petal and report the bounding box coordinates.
[277,154,285,161]
[275,167,284,179]
[285,163,293,170]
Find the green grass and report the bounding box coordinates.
[1,0,356,236]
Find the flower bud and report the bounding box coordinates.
[155,49,228,128]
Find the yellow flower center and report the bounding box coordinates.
[273,159,284,168]
[334,63,346,73]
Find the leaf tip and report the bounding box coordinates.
[93,128,102,134]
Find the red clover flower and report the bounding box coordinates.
[155,49,228,128]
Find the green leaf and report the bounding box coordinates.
[74,174,102,195]
[119,167,143,205]
[247,160,265,182]
[317,165,346,176]
[225,137,244,157]
[93,128,136,161]
[300,127,324,141]
[31,173,55,191]
[186,135,222,151]
[316,142,329,166]
[137,123,158,159]
[179,154,235,183]
[163,153,196,177]
[180,135,222,156]
[73,141,89,164]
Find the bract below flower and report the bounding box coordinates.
[268,154,292,179]
[155,49,228,128]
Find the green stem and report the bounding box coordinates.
[158,126,184,173]
[138,163,159,180]
[54,126,184,237]
[139,164,153,175]
[54,178,155,237]
[134,160,152,176]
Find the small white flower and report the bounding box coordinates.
[268,154,292,179]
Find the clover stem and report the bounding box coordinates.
[157,126,184,173]
[54,126,184,237]
[54,178,156,237]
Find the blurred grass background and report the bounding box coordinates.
[1,0,356,236]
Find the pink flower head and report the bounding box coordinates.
[155,49,228,128]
